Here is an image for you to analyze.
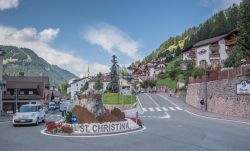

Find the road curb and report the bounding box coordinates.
[185,110,250,125]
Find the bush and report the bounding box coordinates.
[192,68,203,78]
[62,125,73,134]
[65,112,72,124]
[224,45,244,67]
[45,121,62,134]
[157,73,168,79]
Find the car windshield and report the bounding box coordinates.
[19,106,38,112]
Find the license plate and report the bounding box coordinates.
[20,120,25,122]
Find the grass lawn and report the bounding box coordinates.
[103,93,136,105]
[156,78,177,90]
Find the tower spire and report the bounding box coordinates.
[87,64,90,78]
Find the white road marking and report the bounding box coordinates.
[155,107,162,111]
[169,107,175,111]
[185,110,250,125]
[136,95,144,114]
[176,107,183,110]
[162,107,168,111]
[148,108,154,111]
[142,108,147,112]
[145,93,160,107]
[157,94,179,107]
[141,112,170,119]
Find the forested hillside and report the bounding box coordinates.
[0,45,78,86]
[135,4,240,66]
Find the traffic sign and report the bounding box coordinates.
[71,115,78,123]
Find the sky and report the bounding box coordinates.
[0,0,242,77]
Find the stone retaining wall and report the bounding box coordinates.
[186,76,250,118]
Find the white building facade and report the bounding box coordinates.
[70,78,90,100]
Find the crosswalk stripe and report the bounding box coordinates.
[143,108,147,112]
[155,107,162,111]
[162,107,168,111]
[148,108,154,111]
[169,107,176,111]
[176,107,183,110]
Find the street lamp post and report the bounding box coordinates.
[0,50,6,115]
[0,81,6,116]
[205,61,208,111]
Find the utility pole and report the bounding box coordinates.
[205,61,208,111]
[0,50,6,116]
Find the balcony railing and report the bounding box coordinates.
[225,39,236,46]
[209,53,220,59]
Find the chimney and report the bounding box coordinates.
[0,50,5,81]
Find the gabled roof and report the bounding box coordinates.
[193,29,238,48]
[71,77,90,84]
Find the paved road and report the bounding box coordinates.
[0,93,250,151]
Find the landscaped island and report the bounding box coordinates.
[43,92,143,136]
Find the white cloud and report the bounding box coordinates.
[0,25,86,76]
[199,0,242,12]
[0,0,20,10]
[83,24,142,60]
[90,63,110,73]
[4,27,59,43]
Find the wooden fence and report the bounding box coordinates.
[189,65,250,84]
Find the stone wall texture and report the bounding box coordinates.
[186,76,250,118]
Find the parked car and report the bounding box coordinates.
[59,101,70,112]
[12,104,46,126]
[48,101,56,110]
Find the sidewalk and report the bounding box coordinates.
[0,115,12,122]
[159,93,250,124]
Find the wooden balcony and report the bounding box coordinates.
[209,53,220,59]
[226,39,236,46]
[2,94,42,100]
[2,95,15,100]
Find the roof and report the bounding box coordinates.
[193,29,238,48]
[71,77,90,84]
[182,46,193,53]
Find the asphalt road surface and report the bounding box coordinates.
[0,93,250,151]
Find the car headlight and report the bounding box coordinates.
[13,114,17,118]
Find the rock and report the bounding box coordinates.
[72,105,99,124]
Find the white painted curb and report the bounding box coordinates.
[41,126,146,138]
[185,110,250,125]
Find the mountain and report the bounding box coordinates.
[135,4,240,66]
[0,45,78,86]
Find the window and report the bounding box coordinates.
[28,91,33,95]
[19,91,25,95]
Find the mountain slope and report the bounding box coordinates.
[138,4,240,65]
[0,45,78,86]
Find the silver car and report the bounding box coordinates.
[12,104,46,126]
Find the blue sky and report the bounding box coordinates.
[0,0,241,77]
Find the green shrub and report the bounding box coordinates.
[65,111,72,124]
[157,73,168,79]
[224,45,244,67]
[192,68,203,78]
